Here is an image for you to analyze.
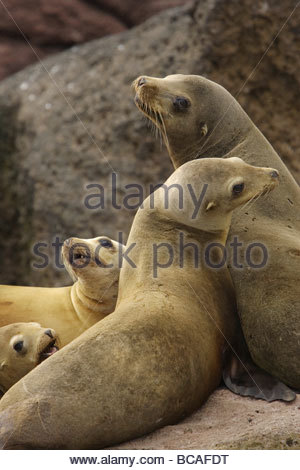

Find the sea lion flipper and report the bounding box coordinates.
[223,347,296,402]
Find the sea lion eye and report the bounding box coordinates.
[74,253,87,260]
[173,97,190,110]
[99,239,113,248]
[13,341,24,352]
[232,183,245,195]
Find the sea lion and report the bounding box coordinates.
[0,322,59,395]
[0,236,123,347]
[0,157,283,449]
[134,74,300,390]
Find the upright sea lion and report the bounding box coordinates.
[0,323,59,395]
[134,74,300,389]
[0,157,283,449]
[0,236,123,347]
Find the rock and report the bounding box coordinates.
[0,0,299,286]
[111,389,300,450]
[0,0,189,80]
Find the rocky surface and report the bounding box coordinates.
[0,0,299,288]
[0,0,189,80]
[112,389,300,450]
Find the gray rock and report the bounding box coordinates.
[0,0,299,286]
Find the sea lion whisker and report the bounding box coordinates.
[246,185,273,211]
[154,112,160,140]
[157,111,164,143]
[156,113,164,147]
[264,185,274,198]
[245,193,261,211]
[149,121,156,137]
[238,192,260,212]
[159,113,171,152]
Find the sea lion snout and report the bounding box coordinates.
[134,76,160,98]
[270,169,279,179]
[260,167,280,189]
[137,76,147,87]
[38,329,59,363]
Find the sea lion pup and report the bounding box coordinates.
[0,323,59,395]
[0,236,123,347]
[0,158,281,449]
[134,74,300,390]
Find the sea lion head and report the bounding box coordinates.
[134,74,251,168]
[62,236,124,298]
[153,157,279,232]
[0,322,59,394]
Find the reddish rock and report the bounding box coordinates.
[0,0,189,80]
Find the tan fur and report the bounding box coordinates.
[0,323,58,394]
[0,236,123,347]
[0,158,279,449]
[134,74,300,389]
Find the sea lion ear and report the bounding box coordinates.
[206,201,216,211]
[200,123,208,136]
[0,362,7,370]
[222,344,296,402]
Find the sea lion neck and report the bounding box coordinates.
[169,129,248,168]
[132,206,229,246]
[71,281,116,322]
[119,207,230,290]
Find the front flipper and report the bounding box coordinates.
[222,342,296,402]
